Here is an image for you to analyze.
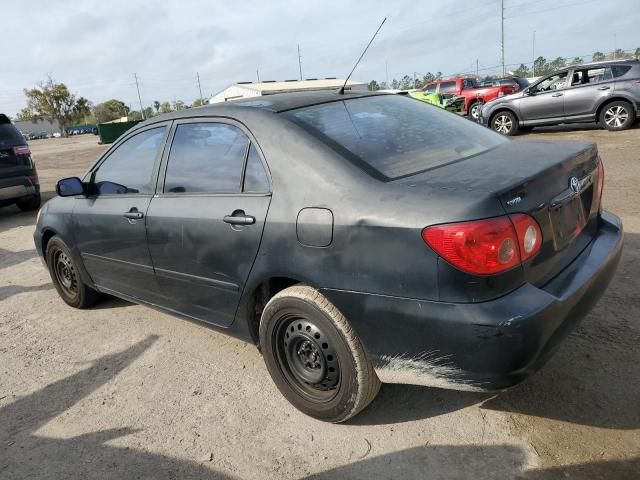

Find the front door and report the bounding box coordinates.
[146,121,272,326]
[519,71,568,122]
[73,125,168,301]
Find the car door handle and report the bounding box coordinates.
[598,86,611,90]
[123,209,144,220]
[223,211,255,225]
[551,93,563,97]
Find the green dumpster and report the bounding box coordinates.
[97,120,142,144]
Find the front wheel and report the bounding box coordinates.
[259,285,380,423]
[491,111,519,136]
[46,237,101,308]
[600,101,635,131]
[468,101,483,121]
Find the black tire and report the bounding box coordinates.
[16,194,41,212]
[599,100,636,131]
[259,285,380,423]
[46,236,101,309]
[468,100,483,121]
[491,110,519,136]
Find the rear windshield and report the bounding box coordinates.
[0,124,26,147]
[283,95,507,180]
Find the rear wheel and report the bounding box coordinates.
[46,237,101,308]
[600,101,635,131]
[16,194,41,212]
[491,110,519,136]
[259,285,380,423]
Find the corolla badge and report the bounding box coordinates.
[569,176,580,194]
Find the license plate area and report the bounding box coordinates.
[550,194,587,251]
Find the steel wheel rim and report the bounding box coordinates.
[604,106,628,128]
[495,115,512,134]
[274,314,340,402]
[470,104,481,119]
[54,250,78,297]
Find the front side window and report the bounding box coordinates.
[283,95,507,180]
[92,127,165,195]
[439,81,457,93]
[534,72,568,92]
[164,123,249,193]
[423,83,437,93]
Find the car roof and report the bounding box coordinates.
[569,59,639,69]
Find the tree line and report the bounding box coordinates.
[15,76,205,137]
[369,49,640,91]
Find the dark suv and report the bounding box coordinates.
[0,114,40,211]
[481,60,640,135]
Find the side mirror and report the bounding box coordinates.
[56,177,85,197]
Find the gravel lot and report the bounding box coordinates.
[1,126,639,479]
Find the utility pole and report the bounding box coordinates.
[532,30,536,77]
[501,0,505,77]
[297,44,303,80]
[134,73,145,120]
[613,34,617,58]
[385,61,389,87]
[413,72,416,89]
[476,59,479,78]
[196,72,204,102]
[256,68,260,82]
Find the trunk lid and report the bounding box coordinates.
[0,121,32,177]
[400,139,601,287]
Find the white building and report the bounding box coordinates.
[210,78,368,104]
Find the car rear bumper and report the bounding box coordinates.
[0,175,39,203]
[322,211,623,392]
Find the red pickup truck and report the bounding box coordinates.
[420,77,518,119]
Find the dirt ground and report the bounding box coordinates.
[1,126,639,479]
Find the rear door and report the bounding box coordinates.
[519,71,568,122]
[73,124,169,301]
[563,66,614,120]
[146,119,271,326]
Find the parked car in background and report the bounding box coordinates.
[0,114,41,211]
[35,91,622,422]
[480,60,640,135]
[479,76,529,91]
[408,90,465,113]
[419,77,517,120]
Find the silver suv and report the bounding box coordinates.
[480,60,640,135]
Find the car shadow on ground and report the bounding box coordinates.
[303,445,640,480]
[0,191,55,235]
[0,335,233,479]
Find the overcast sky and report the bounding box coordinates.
[1,0,637,116]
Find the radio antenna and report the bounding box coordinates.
[338,17,387,94]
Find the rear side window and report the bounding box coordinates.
[164,123,249,193]
[92,127,165,195]
[0,124,26,147]
[439,81,457,93]
[611,65,632,77]
[283,95,508,180]
[243,144,270,192]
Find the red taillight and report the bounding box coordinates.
[595,160,605,212]
[12,146,30,156]
[422,214,542,275]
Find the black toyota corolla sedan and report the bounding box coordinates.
[34,91,623,422]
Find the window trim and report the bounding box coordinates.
[82,122,171,198]
[156,117,272,198]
